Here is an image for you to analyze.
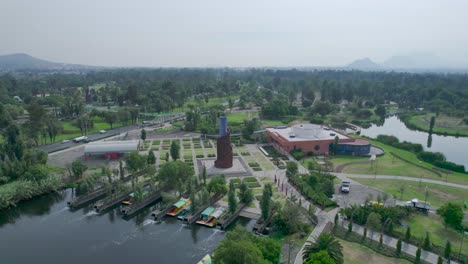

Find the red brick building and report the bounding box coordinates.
[266,124,370,156]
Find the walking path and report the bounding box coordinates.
[294,208,339,264]
[339,219,457,264]
[333,172,468,190]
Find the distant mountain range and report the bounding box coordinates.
[0,53,101,71]
[347,53,465,71]
[0,52,466,73]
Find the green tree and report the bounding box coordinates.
[302,233,343,264]
[71,160,88,179]
[147,151,156,165]
[375,105,386,117]
[415,247,422,264]
[405,226,411,242]
[304,250,335,264]
[228,181,237,214]
[119,160,125,180]
[158,161,194,190]
[238,180,254,204]
[212,226,275,264]
[165,152,169,162]
[206,175,227,195]
[24,165,49,182]
[170,140,180,161]
[437,203,463,230]
[286,161,298,177]
[273,200,301,235]
[260,186,271,221]
[423,232,431,250]
[444,241,451,259]
[126,151,147,174]
[347,221,353,233]
[437,256,443,264]
[429,116,436,133]
[366,212,382,238]
[141,129,146,140]
[104,111,118,129]
[311,101,334,118]
[396,239,402,256]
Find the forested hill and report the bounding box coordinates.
[0,53,99,71]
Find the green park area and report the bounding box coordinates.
[405,113,468,137]
[330,135,467,185]
[352,178,468,208]
[394,213,468,255]
[338,238,411,264]
[183,95,239,109]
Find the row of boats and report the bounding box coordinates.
[165,198,227,228]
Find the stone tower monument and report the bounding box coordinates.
[214,116,233,168]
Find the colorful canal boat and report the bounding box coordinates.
[197,254,212,264]
[177,205,192,220]
[196,206,215,225]
[204,207,226,227]
[166,198,191,217]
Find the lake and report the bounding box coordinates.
[360,115,468,168]
[0,189,254,264]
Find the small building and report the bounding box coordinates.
[266,124,370,156]
[84,140,141,159]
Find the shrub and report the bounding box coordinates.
[195,154,204,158]
[290,149,304,160]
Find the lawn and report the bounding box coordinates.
[183,95,239,109]
[352,178,468,208]
[407,113,468,137]
[350,135,467,184]
[225,112,255,126]
[260,118,288,127]
[394,213,468,255]
[253,152,275,171]
[39,116,127,143]
[338,238,411,264]
[328,155,368,167]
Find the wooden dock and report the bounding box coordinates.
[120,191,162,217]
[252,208,277,234]
[94,190,133,213]
[151,206,172,220]
[217,204,246,230]
[185,194,224,224]
[67,188,108,209]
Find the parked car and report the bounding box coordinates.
[73,136,88,143]
[405,198,430,212]
[340,181,350,193]
[61,139,70,144]
[99,130,106,134]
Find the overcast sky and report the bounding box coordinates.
[1,0,468,67]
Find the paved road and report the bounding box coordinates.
[332,172,468,190]
[38,113,185,153]
[37,124,141,153]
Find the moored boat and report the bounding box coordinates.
[177,205,192,220]
[166,198,191,217]
[203,207,226,227]
[197,254,211,264]
[196,206,215,225]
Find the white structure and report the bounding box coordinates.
[84,140,140,155]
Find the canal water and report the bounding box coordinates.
[0,189,254,264]
[360,115,468,168]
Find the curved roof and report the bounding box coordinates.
[84,140,140,154]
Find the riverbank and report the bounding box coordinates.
[400,112,468,137]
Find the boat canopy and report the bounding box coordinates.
[201,206,215,217]
[211,208,226,219]
[173,198,188,208]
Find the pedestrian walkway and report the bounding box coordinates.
[294,208,339,264]
[333,172,468,190]
[339,219,456,264]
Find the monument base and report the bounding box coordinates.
[197,157,250,177]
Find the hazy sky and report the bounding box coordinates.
[1,0,468,67]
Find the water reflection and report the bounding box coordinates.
[360,115,468,167]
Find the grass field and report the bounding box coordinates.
[328,155,368,167]
[394,213,468,255]
[338,238,411,264]
[407,113,468,136]
[39,116,127,143]
[183,95,239,109]
[352,178,468,208]
[253,152,275,171]
[350,135,467,184]
[260,119,289,127]
[225,111,257,126]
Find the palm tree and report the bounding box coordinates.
[302,233,343,264]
